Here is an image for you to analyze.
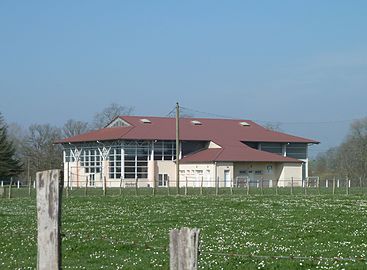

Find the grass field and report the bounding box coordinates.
[1,191,367,269]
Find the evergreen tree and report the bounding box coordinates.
[0,113,23,180]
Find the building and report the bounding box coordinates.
[58,116,319,188]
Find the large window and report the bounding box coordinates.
[260,143,283,155]
[124,141,149,179]
[286,143,307,159]
[109,148,122,179]
[153,141,176,161]
[80,149,101,174]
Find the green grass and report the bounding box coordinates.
[1,192,367,269]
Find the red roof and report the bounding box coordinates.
[58,116,319,163]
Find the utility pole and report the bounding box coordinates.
[176,102,180,195]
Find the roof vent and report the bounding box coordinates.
[140,118,151,124]
[191,120,202,125]
[240,121,250,127]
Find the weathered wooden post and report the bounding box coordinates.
[275,179,278,195]
[185,176,187,196]
[28,177,32,197]
[103,176,107,197]
[200,176,203,196]
[8,177,13,199]
[291,177,294,196]
[17,180,20,189]
[317,177,321,195]
[230,177,234,195]
[153,177,156,196]
[304,178,308,196]
[215,176,219,196]
[346,177,349,196]
[135,177,138,196]
[247,178,250,196]
[326,179,329,188]
[167,178,170,196]
[36,170,62,270]
[260,177,263,195]
[84,177,88,197]
[119,178,123,196]
[337,179,340,188]
[332,177,336,195]
[169,228,200,270]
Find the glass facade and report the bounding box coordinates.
[64,140,178,180]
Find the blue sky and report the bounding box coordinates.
[1,1,367,157]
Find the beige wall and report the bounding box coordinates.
[278,163,303,187]
[64,159,304,188]
[216,162,234,187]
[178,163,216,187]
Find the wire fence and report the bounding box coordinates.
[2,175,367,198]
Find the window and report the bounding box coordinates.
[153,141,176,161]
[191,120,202,125]
[260,143,283,155]
[158,174,169,187]
[80,149,102,177]
[123,141,149,179]
[266,165,273,174]
[286,143,307,159]
[255,170,262,175]
[239,170,247,174]
[109,148,123,179]
[239,121,250,126]
[140,118,151,124]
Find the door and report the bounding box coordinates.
[224,170,231,187]
[158,174,168,187]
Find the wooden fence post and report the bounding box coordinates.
[119,178,123,196]
[103,176,107,197]
[169,228,200,270]
[230,177,234,195]
[215,177,219,196]
[200,176,203,196]
[326,179,329,188]
[346,177,349,196]
[247,178,250,196]
[275,179,278,195]
[291,177,294,196]
[332,177,336,195]
[260,177,263,195]
[8,177,13,199]
[36,170,62,270]
[28,177,32,197]
[153,177,156,196]
[167,178,170,196]
[304,178,308,196]
[185,177,188,196]
[135,177,138,196]
[317,177,320,195]
[84,177,88,197]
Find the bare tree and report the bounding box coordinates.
[93,103,134,129]
[63,119,90,138]
[22,124,63,179]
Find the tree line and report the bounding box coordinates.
[0,103,133,182]
[310,117,367,181]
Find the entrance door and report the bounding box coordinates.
[224,170,230,187]
[158,174,168,187]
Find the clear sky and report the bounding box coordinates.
[1,1,366,157]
